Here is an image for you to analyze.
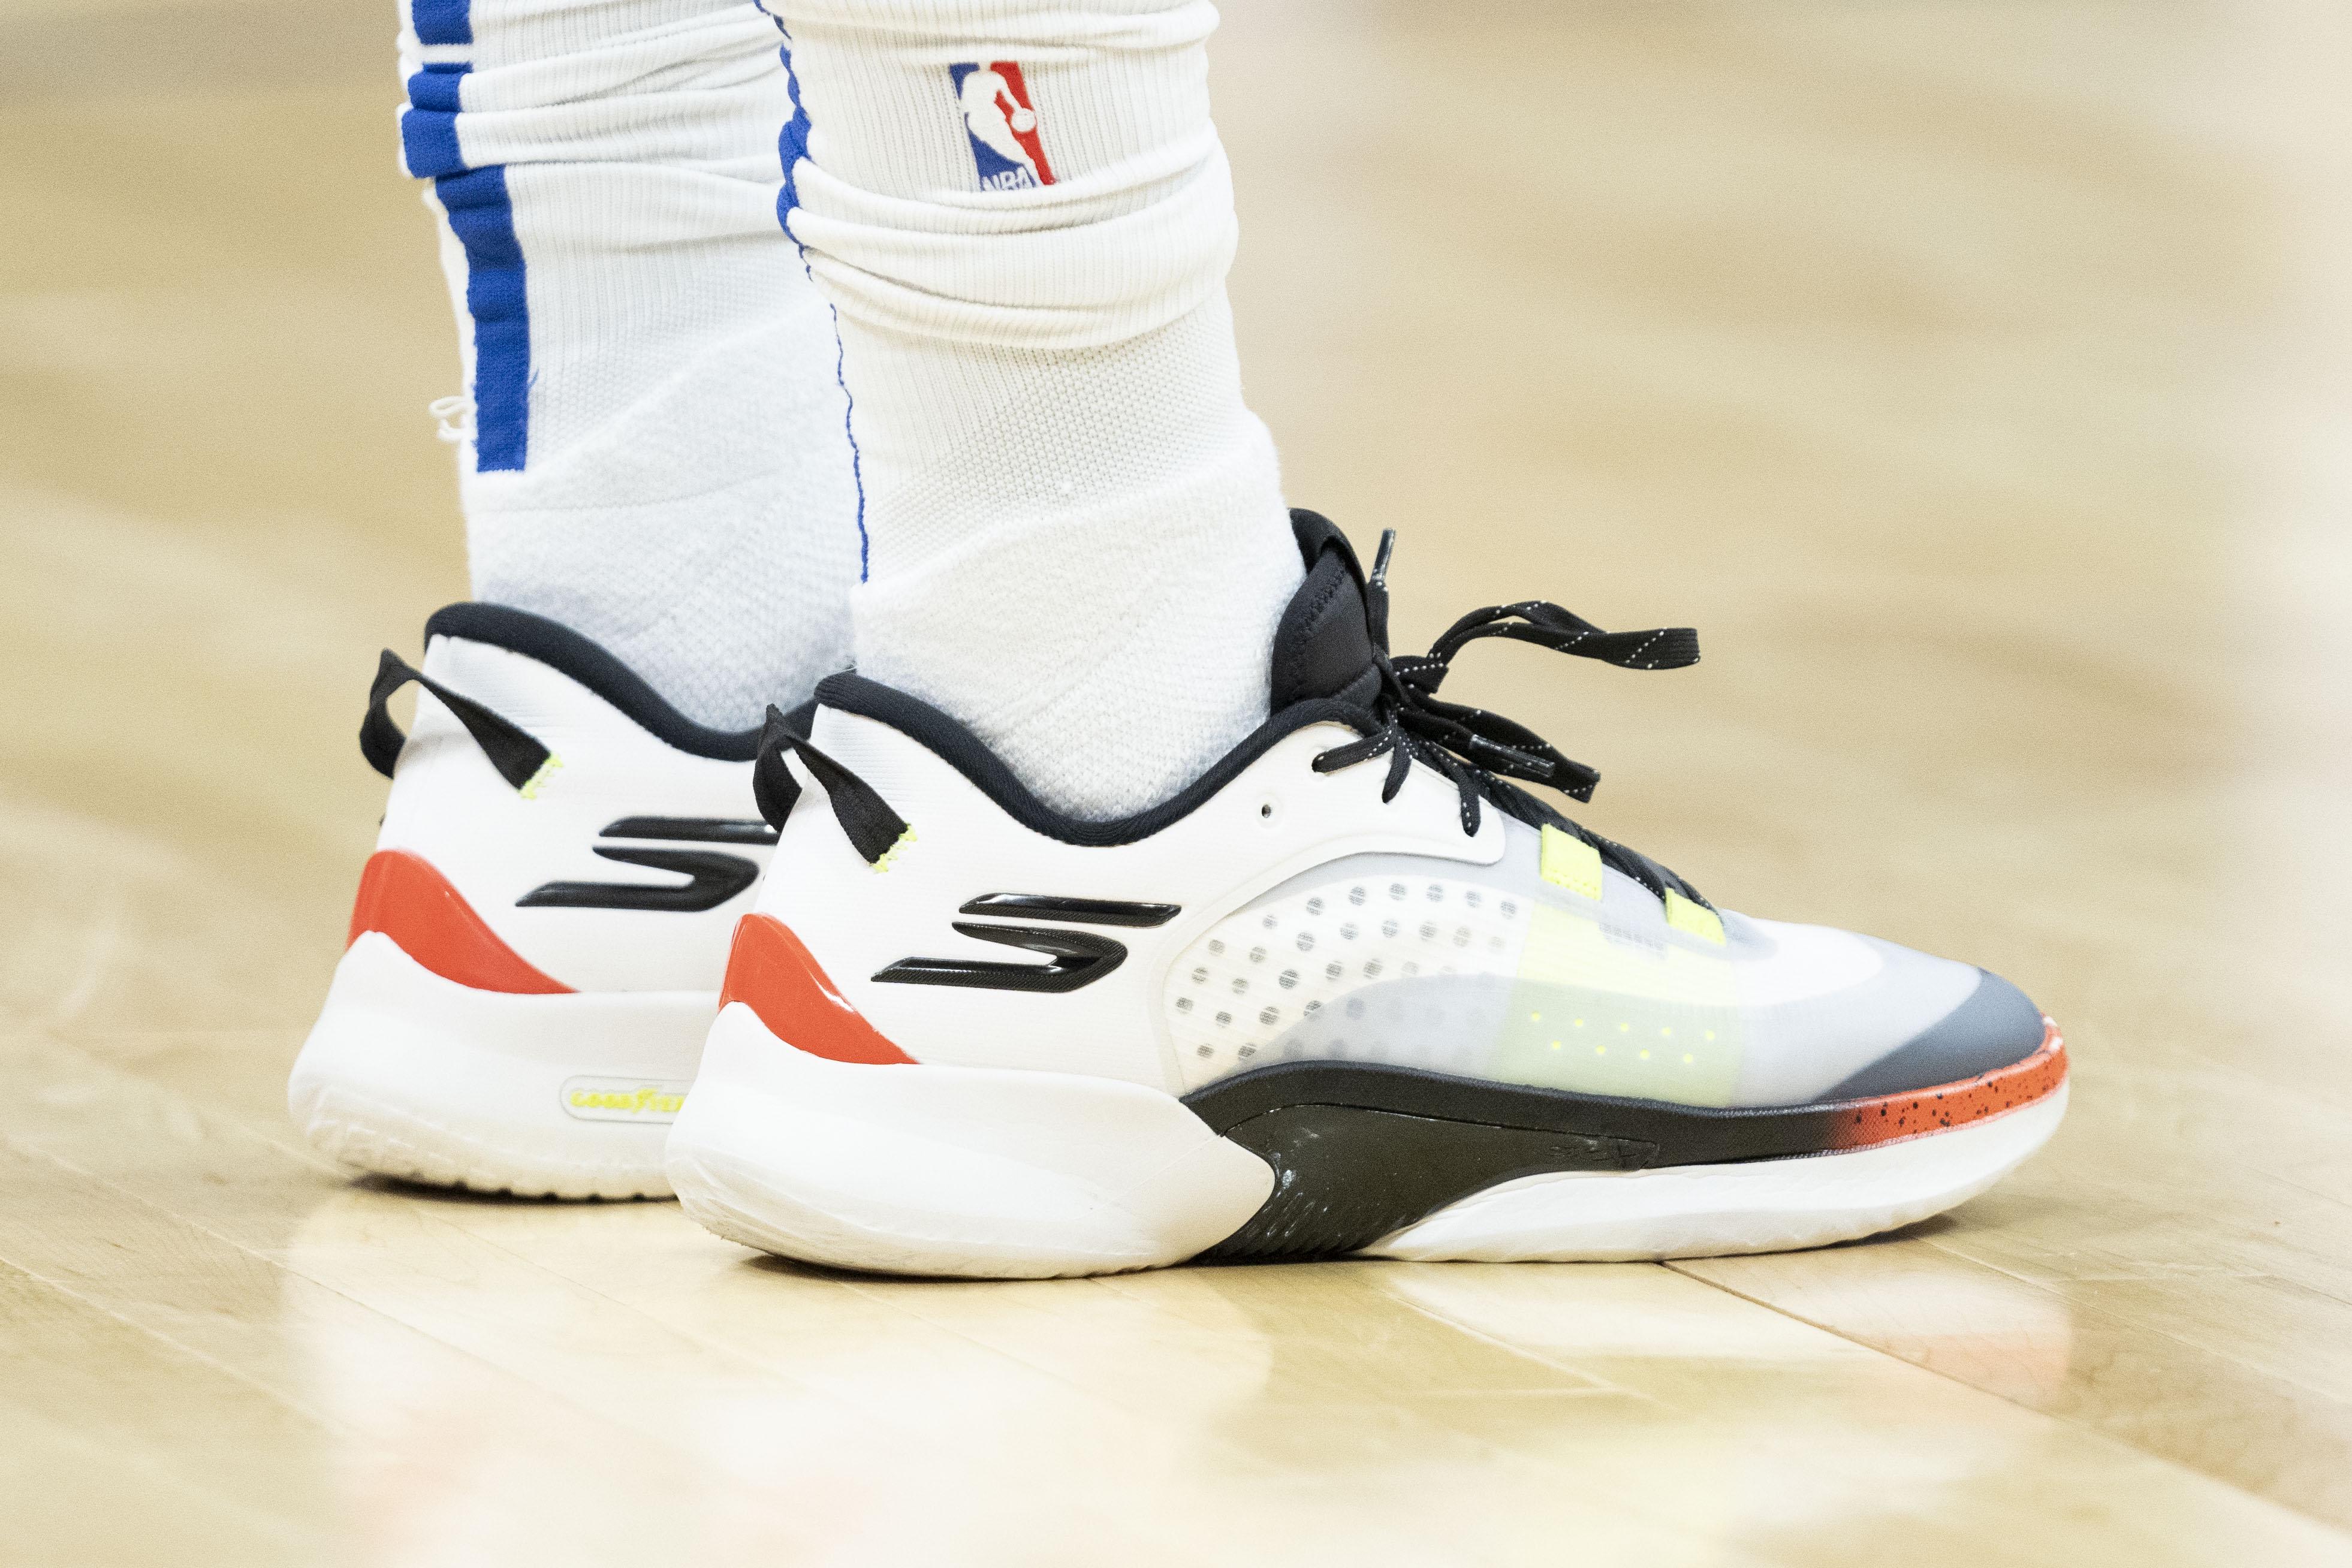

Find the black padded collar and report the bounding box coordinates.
[812,511,1392,845]
[1270,510,1383,711]
[816,673,1375,848]
[423,602,767,761]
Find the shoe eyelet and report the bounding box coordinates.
[1258,797,1280,827]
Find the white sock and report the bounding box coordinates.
[399,0,860,729]
[770,0,1303,818]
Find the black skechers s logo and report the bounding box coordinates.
[873,894,1180,994]
[517,817,778,913]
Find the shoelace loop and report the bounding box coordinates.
[1311,530,1708,906]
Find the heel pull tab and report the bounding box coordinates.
[751,704,806,829]
[360,649,553,792]
[753,704,912,867]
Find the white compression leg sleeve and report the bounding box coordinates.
[771,0,1303,818]
[399,0,860,728]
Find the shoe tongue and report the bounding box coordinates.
[1269,510,1384,711]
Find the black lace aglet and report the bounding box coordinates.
[1381,741,1412,803]
[1365,529,1398,653]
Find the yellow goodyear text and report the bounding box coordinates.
[559,1077,691,1123]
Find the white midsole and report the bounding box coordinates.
[667,1004,1275,1277]
[667,1003,2067,1277]
[288,931,716,1199]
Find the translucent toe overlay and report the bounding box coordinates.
[1818,969,2049,1100]
[1162,825,2008,1111]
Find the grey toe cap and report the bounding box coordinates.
[1820,968,2046,1101]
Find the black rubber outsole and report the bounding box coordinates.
[1183,1060,1960,1259]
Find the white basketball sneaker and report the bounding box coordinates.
[290,605,796,1198]
[666,514,2067,1275]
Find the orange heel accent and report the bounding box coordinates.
[347,849,573,995]
[722,914,912,1066]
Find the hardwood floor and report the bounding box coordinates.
[4,1,2349,1562]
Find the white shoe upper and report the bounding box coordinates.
[744,514,2049,1112]
[369,605,780,993]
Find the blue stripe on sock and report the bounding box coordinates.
[399,65,469,179]
[776,38,810,219]
[409,61,466,111]
[823,297,867,583]
[397,0,527,476]
[412,0,472,45]
[768,26,869,581]
[437,165,530,471]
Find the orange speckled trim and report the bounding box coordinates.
[1825,1016,2066,1151]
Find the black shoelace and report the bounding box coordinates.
[1311,531,1712,909]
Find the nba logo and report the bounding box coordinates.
[949,61,1056,191]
